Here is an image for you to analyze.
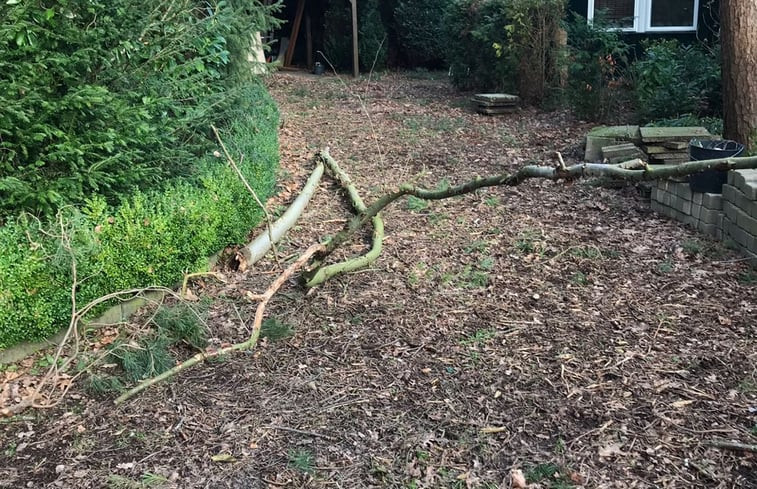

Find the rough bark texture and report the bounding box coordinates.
[721,0,757,152]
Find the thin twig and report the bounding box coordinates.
[316,51,385,168]
[212,124,280,266]
[705,439,757,453]
[181,271,225,299]
[262,425,336,440]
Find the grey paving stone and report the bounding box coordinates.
[732,169,757,199]
[697,221,719,237]
[674,183,693,201]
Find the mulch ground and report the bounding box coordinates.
[1,72,755,489]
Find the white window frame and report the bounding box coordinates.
[587,0,699,33]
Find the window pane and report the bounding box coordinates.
[595,0,635,28]
[651,0,696,27]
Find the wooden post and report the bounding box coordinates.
[350,0,359,78]
[284,0,306,67]
[306,13,313,70]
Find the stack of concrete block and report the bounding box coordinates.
[601,143,646,164]
[651,180,724,238]
[639,127,713,164]
[722,170,757,259]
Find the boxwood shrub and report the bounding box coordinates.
[0,83,279,350]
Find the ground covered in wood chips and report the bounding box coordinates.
[2,72,756,489]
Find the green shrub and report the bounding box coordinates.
[564,12,630,121]
[501,0,565,104]
[0,0,280,217]
[444,0,516,92]
[359,0,388,71]
[394,0,454,67]
[631,39,721,121]
[0,83,279,350]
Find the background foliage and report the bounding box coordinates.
[393,0,453,68]
[322,0,387,71]
[444,0,516,92]
[631,39,721,121]
[501,0,565,104]
[563,12,630,121]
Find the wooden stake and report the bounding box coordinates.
[306,13,313,70]
[350,0,359,77]
[284,0,305,67]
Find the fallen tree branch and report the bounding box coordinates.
[310,155,757,268]
[114,243,325,405]
[705,438,757,453]
[239,161,325,266]
[304,148,384,286]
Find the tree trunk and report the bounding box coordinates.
[721,0,757,152]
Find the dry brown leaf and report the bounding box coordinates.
[510,468,527,488]
[598,442,625,458]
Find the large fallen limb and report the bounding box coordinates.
[114,243,325,405]
[239,161,325,265]
[304,149,384,286]
[311,155,757,267]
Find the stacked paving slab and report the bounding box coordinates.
[472,94,520,115]
[651,170,757,265]
[639,127,712,164]
[651,181,725,238]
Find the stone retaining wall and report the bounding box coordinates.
[651,169,757,265]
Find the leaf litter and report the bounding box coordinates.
[0,72,755,488]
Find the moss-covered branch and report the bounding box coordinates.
[308,154,757,277]
[304,149,384,286]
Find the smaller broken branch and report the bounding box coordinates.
[180,272,224,300]
[555,151,567,171]
[305,149,384,286]
[240,161,325,265]
[705,438,757,453]
[263,425,336,440]
[114,243,325,405]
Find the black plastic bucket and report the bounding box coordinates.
[688,139,745,193]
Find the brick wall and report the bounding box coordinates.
[650,169,757,265]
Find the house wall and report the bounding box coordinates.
[651,170,757,266]
[567,0,719,44]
